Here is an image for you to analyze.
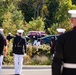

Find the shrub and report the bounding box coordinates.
[26,55,51,65]
[27,45,32,57]
[3,44,51,65]
[3,55,14,65]
[23,55,31,65]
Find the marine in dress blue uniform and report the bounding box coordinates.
[52,10,76,75]
[12,29,27,75]
[51,28,66,57]
[6,32,14,41]
[0,29,6,74]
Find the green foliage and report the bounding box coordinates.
[19,0,35,22]
[45,0,60,26]
[56,0,76,23]
[24,44,51,65]
[45,0,76,34]
[3,56,14,65]
[48,23,59,35]
[19,0,48,22]
[48,22,72,35]
[28,55,50,65]
[26,44,50,58]
[1,0,25,35]
[0,0,8,26]
[2,11,17,35]
[41,5,49,18]
[27,45,32,57]
[0,0,76,36]
[12,10,25,29]
[25,17,45,32]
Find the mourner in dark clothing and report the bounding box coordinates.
[12,29,27,75]
[52,10,76,75]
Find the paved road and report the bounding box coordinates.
[1,65,52,75]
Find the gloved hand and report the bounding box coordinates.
[24,53,27,56]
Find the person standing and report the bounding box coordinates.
[52,10,76,75]
[6,32,14,42]
[0,29,7,74]
[33,33,38,46]
[6,33,14,53]
[36,32,41,46]
[51,28,66,57]
[12,29,27,75]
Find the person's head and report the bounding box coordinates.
[8,32,12,35]
[56,28,66,35]
[68,10,76,27]
[17,29,24,36]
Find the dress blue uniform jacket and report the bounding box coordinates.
[51,39,57,55]
[52,27,76,75]
[12,35,27,54]
[0,33,5,55]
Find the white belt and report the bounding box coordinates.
[63,63,76,68]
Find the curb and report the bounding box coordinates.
[2,65,51,69]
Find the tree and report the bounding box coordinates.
[47,0,76,35]
[0,0,8,26]
[2,0,26,35]
[19,0,35,22]
[25,17,45,33]
[19,0,48,22]
[45,0,60,27]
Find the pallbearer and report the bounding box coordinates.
[12,29,27,75]
[52,10,76,75]
[0,29,6,74]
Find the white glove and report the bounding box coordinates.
[24,53,26,56]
